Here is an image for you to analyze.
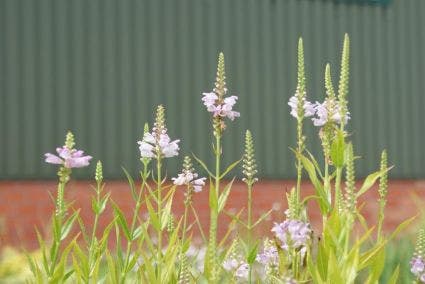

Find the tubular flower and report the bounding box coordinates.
[411,257,425,275]
[138,105,180,159]
[288,95,315,119]
[222,258,239,271]
[235,262,249,279]
[172,171,206,193]
[256,242,279,266]
[271,219,312,252]
[45,147,92,168]
[137,131,180,159]
[201,92,240,121]
[312,99,350,127]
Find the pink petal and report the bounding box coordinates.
[44,153,63,165]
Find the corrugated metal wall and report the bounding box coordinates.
[0,0,424,179]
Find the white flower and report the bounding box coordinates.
[288,95,315,119]
[271,219,311,251]
[137,132,180,159]
[223,258,239,271]
[192,178,206,192]
[235,263,249,279]
[201,92,240,120]
[172,171,206,193]
[312,99,350,127]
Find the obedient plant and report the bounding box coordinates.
[25,35,417,284]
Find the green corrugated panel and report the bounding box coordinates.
[0,0,424,179]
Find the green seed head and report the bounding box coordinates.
[415,229,425,258]
[344,143,356,214]
[153,105,166,137]
[65,131,75,150]
[338,34,350,119]
[296,38,306,121]
[95,161,103,183]
[242,130,258,185]
[378,150,388,201]
[183,156,194,174]
[214,52,227,101]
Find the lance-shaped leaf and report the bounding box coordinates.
[219,159,242,179]
[330,129,345,168]
[356,166,393,198]
[112,203,131,241]
[218,178,235,213]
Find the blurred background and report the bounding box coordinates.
[0,0,425,281]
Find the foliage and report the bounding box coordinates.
[21,35,418,284]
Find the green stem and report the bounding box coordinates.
[247,182,253,283]
[49,181,66,279]
[120,167,147,284]
[321,161,331,227]
[377,200,385,242]
[88,182,101,279]
[156,156,163,278]
[296,119,303,217]
[335,167,342,212]
[208,133,221,283]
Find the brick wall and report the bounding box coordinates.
[0,180,424,250]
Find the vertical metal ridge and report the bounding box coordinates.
[1,0,425,179]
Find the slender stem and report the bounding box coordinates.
[296,118,303,216]
[208,133,221,283]
[247,183,253,284]
[323,163,330,225]
[156,156,163,277]
[49,181,66,278]
[121,167,147,284]
[334,167,342,212]
[88,182,101,278]
[377,201,385,242]
[182,207,189,245]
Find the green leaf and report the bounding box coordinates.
[247,243,258,264]
[218,178,235,213]
[112,203,131,241]
[192,153,214,177]
[146,197,160,231]
[209,178,218,212]
[61,210,80,241]
[91,196,99,214]
[132,225,143,241]
[122,167,138,201]
[252,209,273,228]
[387,265,400,284]
[366,249,385,284]
[306,149,324,178]
[356,166,393,198]
[99,192,110,214]
[330,129,345,168]
[219,159,242,179]
[161,188,175,230]
[298,153,330,213]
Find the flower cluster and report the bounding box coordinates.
[138,131,180,159]
[172,170,206,193]
[45,145,92,169]
[271,219,311,253]
[137,105,180,159]
[411,257,425,282]
[256,241,279,266]
[288,95,350,127]
[201,92,240,121]
[287,95,315,119]
[223,258,249,280]
[312,99,351,127]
